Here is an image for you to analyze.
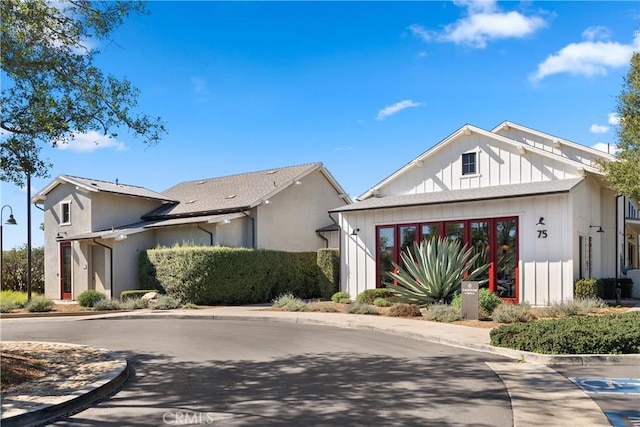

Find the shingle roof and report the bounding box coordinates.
[143,163,324,219]
[32,175,176,203]
[331,178,584,213]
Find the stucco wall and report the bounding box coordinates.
[91,192,164,231]
[256,170,346,252]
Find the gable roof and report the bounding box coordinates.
[142,162,351,220]
[333,178,584,213]
[358,122,604,201]
[492,121,615,161]
[32,175,176,204]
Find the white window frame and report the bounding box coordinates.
[60,201,71,225]
[461,151,480,177]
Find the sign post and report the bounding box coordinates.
[461,281,480,320]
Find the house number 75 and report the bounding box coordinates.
[537,230,548,239]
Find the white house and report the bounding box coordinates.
[330,122,639,305]
[33,163,350,300]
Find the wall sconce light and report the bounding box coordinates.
[294,180,302,185]
[351,228,360,236]
[623,233,634,241]
[590,225,604,233]
[115,234,128,241]
[221,219,231,225]
[264,200,270,205]
[56,231,67,240]
[536,217,545,226]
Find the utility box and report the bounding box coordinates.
[461,281,480,320]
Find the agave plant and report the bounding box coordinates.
[385,236,489,306]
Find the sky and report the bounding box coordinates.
[1,0,639,250]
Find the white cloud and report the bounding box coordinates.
[589,124,609,134]
[57,131,127,153]
[376,100,423,121]
[608,112,621,125]
[582,26,613,42]
[411,2,546,49]
[531,31,640,81]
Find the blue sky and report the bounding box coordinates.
[1,0,639,250]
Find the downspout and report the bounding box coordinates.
[316,231,329,248]
[615,193,624,282]
[93,239,113,299]
[242,211,256,248]
[197,224,213,246]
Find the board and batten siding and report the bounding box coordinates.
[338,193,576,306]
[380,133,581,197]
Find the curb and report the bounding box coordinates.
[82,312,640,366]
[0,345,130,427]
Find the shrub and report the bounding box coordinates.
[598,278,633,299]
[386,237,489,306]
[273,293,307,311]
[317,249,340,299]
[490,312,640,354]
[0,300,16,313]
[451,288,502,318]
[356,288,395,304]
[304,302,339,313]
[491,303,534,323]
[92,299,121,311]
[121,289,161,302]
[150,295,182,310]
[121,298,150,310]
[373,297,392,307]
[139,247,326,305]
[182,303,199,309]
[574,278,599,299]
[388,303,422,317]
[536,298,606,318]
[25,296,54,312]
[346,302,379,315]
[77,290,106,307]
[331,291,350,303]
[0,290,28,308]
[1,245,44,293]
[422,303,462,322]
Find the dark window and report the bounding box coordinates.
[462,152,476,175]
[61,202,71,224]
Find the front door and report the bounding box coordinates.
[60,242,72,300]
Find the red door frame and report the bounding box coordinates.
[375,217,519,302]
[60,241,72,300]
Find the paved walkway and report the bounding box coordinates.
[2,304,639,426]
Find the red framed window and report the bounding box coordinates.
[376,217,518,302]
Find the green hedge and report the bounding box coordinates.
[598,278,633,299]
[317,249,340,299]
[490,312,640,354]
[138,247,339,305]
[574,278,599,299]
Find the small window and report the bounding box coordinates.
[61,201,71,225]
[462,152,477,175]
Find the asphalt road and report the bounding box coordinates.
[2,318,514,427]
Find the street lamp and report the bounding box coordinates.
[1,205,18,289]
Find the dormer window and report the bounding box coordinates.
[462,152,477,176]
[60,201,71,225]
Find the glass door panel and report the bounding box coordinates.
[445,222,465,244]
[470,221,490,285]
[496,219,517,298]
[378,227,395,288]
[399,225,417,261]
[421,223,440,243]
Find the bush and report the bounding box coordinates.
[422,303,462,322]
[0,300,16,313]
[182,303,198,309]
[120,298,150,310]
[92,299,121,311]
[598,278,633,299]
[331,291,350,303]
[139,247,327,305]
[77,290,106,307]
[490,312,640,354]
[373,297,392,307]
[574,278,599,299]
[0,290,29,308]
[150,295,182,310]
[346,303,379,315]
[273,293,307,311]
[121,289,160,302]
[451,288,502,319]
[25,296,54,312]
[536,298,606,318]
[388,303,422,317]
[317,249,340,299]
[491,303,534,323]
[356,288,395,304]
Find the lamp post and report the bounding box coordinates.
[1,205,18,289]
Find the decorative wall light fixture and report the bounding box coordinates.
[351,228,360,236]
[590,225,604,233]
[536,217,545,226]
